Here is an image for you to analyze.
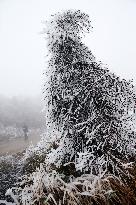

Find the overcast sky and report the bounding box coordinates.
[0,0,136,97]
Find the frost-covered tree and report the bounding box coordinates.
[43,10,136,176]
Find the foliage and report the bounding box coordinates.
[43,9,136,175]
[22,146,47,175]
[5,165,136,205]
[0,154,22,202]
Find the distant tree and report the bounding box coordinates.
[43,10,136,176]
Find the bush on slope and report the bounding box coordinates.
[43,9,136,176]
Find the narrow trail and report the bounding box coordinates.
[0,131,42,156]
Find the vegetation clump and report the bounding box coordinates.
[0,154,22,202]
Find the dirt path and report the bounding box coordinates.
[0,132,42,156]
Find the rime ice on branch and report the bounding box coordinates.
[43,10,136,175]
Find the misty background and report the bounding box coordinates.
[0,0,136,153]
[0,0,136,97]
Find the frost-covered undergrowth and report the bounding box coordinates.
[5,133,136,205]
[4,10,136,205]
[0,154,23,203]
